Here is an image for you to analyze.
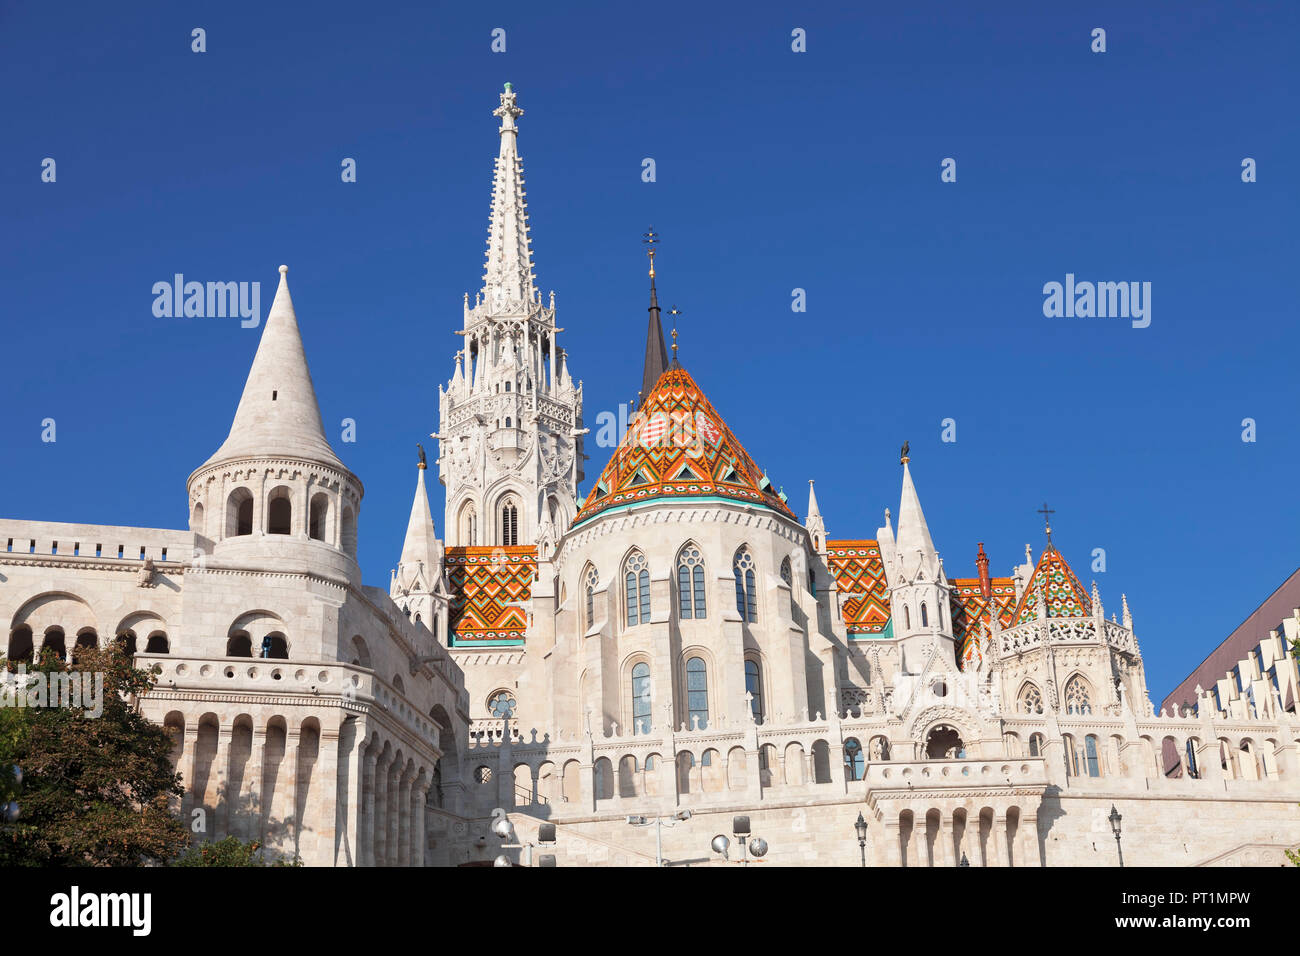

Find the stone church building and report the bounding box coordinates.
[4,84,1300,866]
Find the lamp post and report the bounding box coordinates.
[1108,804,1124,867]
[627,810,691,867]
[854,812,869,867]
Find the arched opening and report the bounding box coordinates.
[74,629,98,652]
[631,661,652,734]
[904,605,911,630]
[41,627,67,661]
[226,488,254,537]
[340,506,357,557]
[624,551,650,627]
[925,724,965,759]
[617,755,638,798]
[309,493,330,542]
[144,631,169,654]
[258,632,288,659]
[676,544,707,619]
[226,630,252,657]
[869,735,891,761]
[115,630,137,657]
[267,487,293,535]
[583,564,598,628]
[1018,682,1044,714]
[811,740,832,783]
[685,656,709,730]
[191,500,205,533]
[732,548,757,623]
[499,498,519,547]
[1029,733,1045,757]
[844,737,865,781]
[592,757,613,801]
[350,635,371,668]
[921,602,929,627]
[458,501,477,546]
[7,626,33,663]
[744,657,764,723]
[1064,674,1093,715]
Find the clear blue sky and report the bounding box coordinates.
[2,0,1296,697]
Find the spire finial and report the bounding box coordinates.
[668,305,681,363]
[278,264,288,275]
[900,440,910,465]
[1037,501,1056,547]
[643,226,659,279]
[639,227,669,403]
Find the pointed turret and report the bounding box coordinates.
[391,457,446,634]
[200,266,346,471]
[895,460,940,584]
[805,479,827,552]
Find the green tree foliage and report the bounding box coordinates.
[171,835,301,867]
[0,646,188,866]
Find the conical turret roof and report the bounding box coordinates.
[894,461,940,583]
[200,266,347,472]
[573,364,795,525]
[1011,543,1092,623]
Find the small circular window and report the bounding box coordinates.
[930,680,948,698]
[488,690,517,718]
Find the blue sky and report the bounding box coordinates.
[2,0,1297,696]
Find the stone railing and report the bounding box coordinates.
[0,519,195,565]
[998,616,1138,658]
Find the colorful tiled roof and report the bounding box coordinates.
[446,545,536,644]
[826,540,891,635]
[1011,545,1092,624]
[572,364,796,525]
[950,577,1017,665]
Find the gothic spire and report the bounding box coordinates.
[201,265,346,472]
[640,227,669,405]
[482,83,537,308]
[396,459,440,591]
[894,458,940,584]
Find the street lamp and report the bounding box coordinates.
[854,812,869,867]
[1108,804,1124,867]
[627,810,691,867]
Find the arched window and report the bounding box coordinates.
[500,499,519,546]
[843,738,865,781]
[226,631,252,657]
[676,545,706,619]
[780,556,795,615]
[458,501,477,546]
[904,605,911,630]
[625,552,650,627]
[1063,735,1079,776]
[488,690,517,718]
[1184,740,1200,779]
[1064,675,1092,715]
[1029,733,1045,757]
[340,506,357,557]
[584,564,598,627]
[227,488,254,537]
[686,656,709,730]
[115,630,137,657]
[7,626,33,663]
[309,493,329,541]
[920,602,929,628]
[744,658,763,723]
[938,602,944,629]
[1084,735,1101,777]
[267,486,293,535]
[733,548,757,622]
[144,631,169,654]
[259,633,288,659]
[1018,682,1044,715]
[631,662,652,734]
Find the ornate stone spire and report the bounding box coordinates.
[895,459,940,584]
[200,265,346,472]
[482,83,537,309]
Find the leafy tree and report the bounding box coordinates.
[0,645,188,866]
[171,835,301,867]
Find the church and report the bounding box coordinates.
[3,84,1300,866]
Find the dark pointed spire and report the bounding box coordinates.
[640,227,669,406]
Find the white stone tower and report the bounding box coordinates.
[878,452,955,673]
[435,83,584,552]
[186,265,364,588]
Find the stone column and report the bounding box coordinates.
[987,813,1005,867]
[386,759,401,864]
[397,763,412,867]
[181,726,200,825]
[939,812,956,867]
[904,812,921,868]
[360,742,377,867]
[1020,811,1043,867]
[246,728,267,844]
[412,774,428,867]
[214,724,234,840]
[373,748,391,866]
[285,729,301,848]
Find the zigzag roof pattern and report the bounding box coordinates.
[826,541,891,635]
[951,577,1018,665]
[1011,545,1092,624]
[573,364,796,525]
[446,545,535,645]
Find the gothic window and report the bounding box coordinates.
[1084,735,1101,777]
[1064,675,1092,715]
[584,564,599,627]
[733,548,757,622]
[500,500,519,547]
[920,602,929,628]
[505,417,512,428]
[309,493,329,541]
[938,602,944,629]
[1018,682,1044,715]
[676,545,706,619]
[843,738,865,781]
[686,656,709,730]
[340,506,357,557]
[1029,733,1045,757]
[745,658,764,723]
[458,502,477,546]
[625,551,650,627]
[488,690,517,719]
[631,662,652,735]
[1185,740,1200,779]
[780,556,792,586]
[267,487,293,535]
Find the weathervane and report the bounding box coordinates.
[1037,501,1056,546]
[668,305,682,359]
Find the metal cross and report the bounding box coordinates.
[1037,502,1055,544]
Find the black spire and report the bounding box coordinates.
[640,227,669,406]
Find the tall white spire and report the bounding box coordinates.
[482,82,537,309]
[895,460,940,583]
[201,265,346,472]
[399,462,439,578]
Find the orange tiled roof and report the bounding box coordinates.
[826,540,891,635]
[446,545,536,644]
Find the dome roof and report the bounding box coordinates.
[572,364,795,526]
